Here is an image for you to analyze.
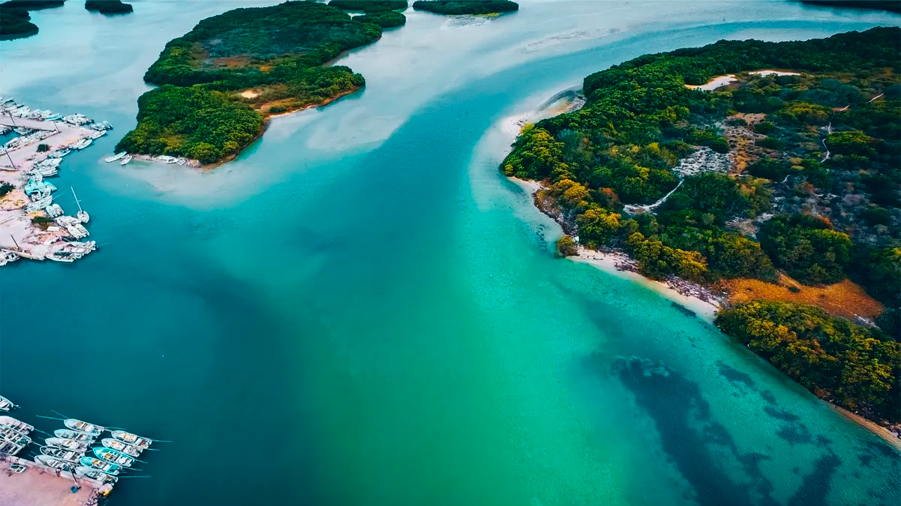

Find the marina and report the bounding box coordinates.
[0,98,103,266]
[0,394,163,506]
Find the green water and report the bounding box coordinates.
[1,2,899,505]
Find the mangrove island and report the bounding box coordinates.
[116,1,384,165]
[412,1,519,16]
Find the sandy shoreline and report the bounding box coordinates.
[502,90,898,446]
[572,247,721,324]
[508,175,721,323]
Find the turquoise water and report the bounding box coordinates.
[1,2,899,505]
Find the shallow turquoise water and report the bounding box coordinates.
[1,2,899,505]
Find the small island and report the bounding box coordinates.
[116,1,384,166]
[85,0,134,15]
[0,0,64,41]
[329,0,408,28]
[502,28,900,430]
[412,0,518,16]
[798,0,901,13]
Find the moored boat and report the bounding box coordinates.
[93,446,135,467]
[41,445,82,462]
[80,456,121,475]
[54,428,96,443]
[45,437,90,452]
[104,152,126,163]
[75,465,118,483]
[64,418,104,436]
[120,154,132,165]
[101,437,141,457]
[0,415,34,433]
[110,430,152,449]
[0,395,16,411]
[36,454,75,471]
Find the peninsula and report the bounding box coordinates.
[0,0,64,40]
[116,1,383,166]
[502,28,900,429]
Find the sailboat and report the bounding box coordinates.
[71,187,89,223]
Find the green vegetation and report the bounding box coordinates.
[329,0,407,12]
[503,28,901,420]
[356,11,406,27]
[118,1,382,164]
[36,143,49,152]
[798,0,901,13]
[412,1,518,15]
[759,215,852,285]
[0,182,14,198]
[556,235,578,257]
[85,0,133,15]
[716,301,900,422]
[0,0,64,40]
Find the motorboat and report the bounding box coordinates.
[64,418,105,436]
[45,437,90,452]
[80,456,121,475]
[0,415,34,433]
[36,454,75,471]
[41,445,82,462]
[101,437,141,457]
[75,465,118,483]
[93,446,135,467]
[120,154,132,165]
[110,430,152,449]
[104,152,126,163]
[0,395,16,411]
[54,428,96,443]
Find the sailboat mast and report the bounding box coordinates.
[71,187,83,213]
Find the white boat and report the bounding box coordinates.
[45,437,90,452]
[64,418,104,436]
[104,152,126,163]
[71,138,93,150]
[54,429,96,443]
[75,465,118,483]
[120,154,132,165]
[110,430,152,449]
[101,437,141,457]
[0,395,16,412]
[89,130,106,139]
[72,188,89,224]
[0,428,30,446]
[35,454,75,471]
[40,445,82,462]
[0,415,33,433]
[158,155,177,164]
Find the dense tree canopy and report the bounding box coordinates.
[118,1,381,164]
[412,1,518,15]
[329,0,407,12]
[716,301,900,422]
[0,0,63,40]
[85,0,133,15]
